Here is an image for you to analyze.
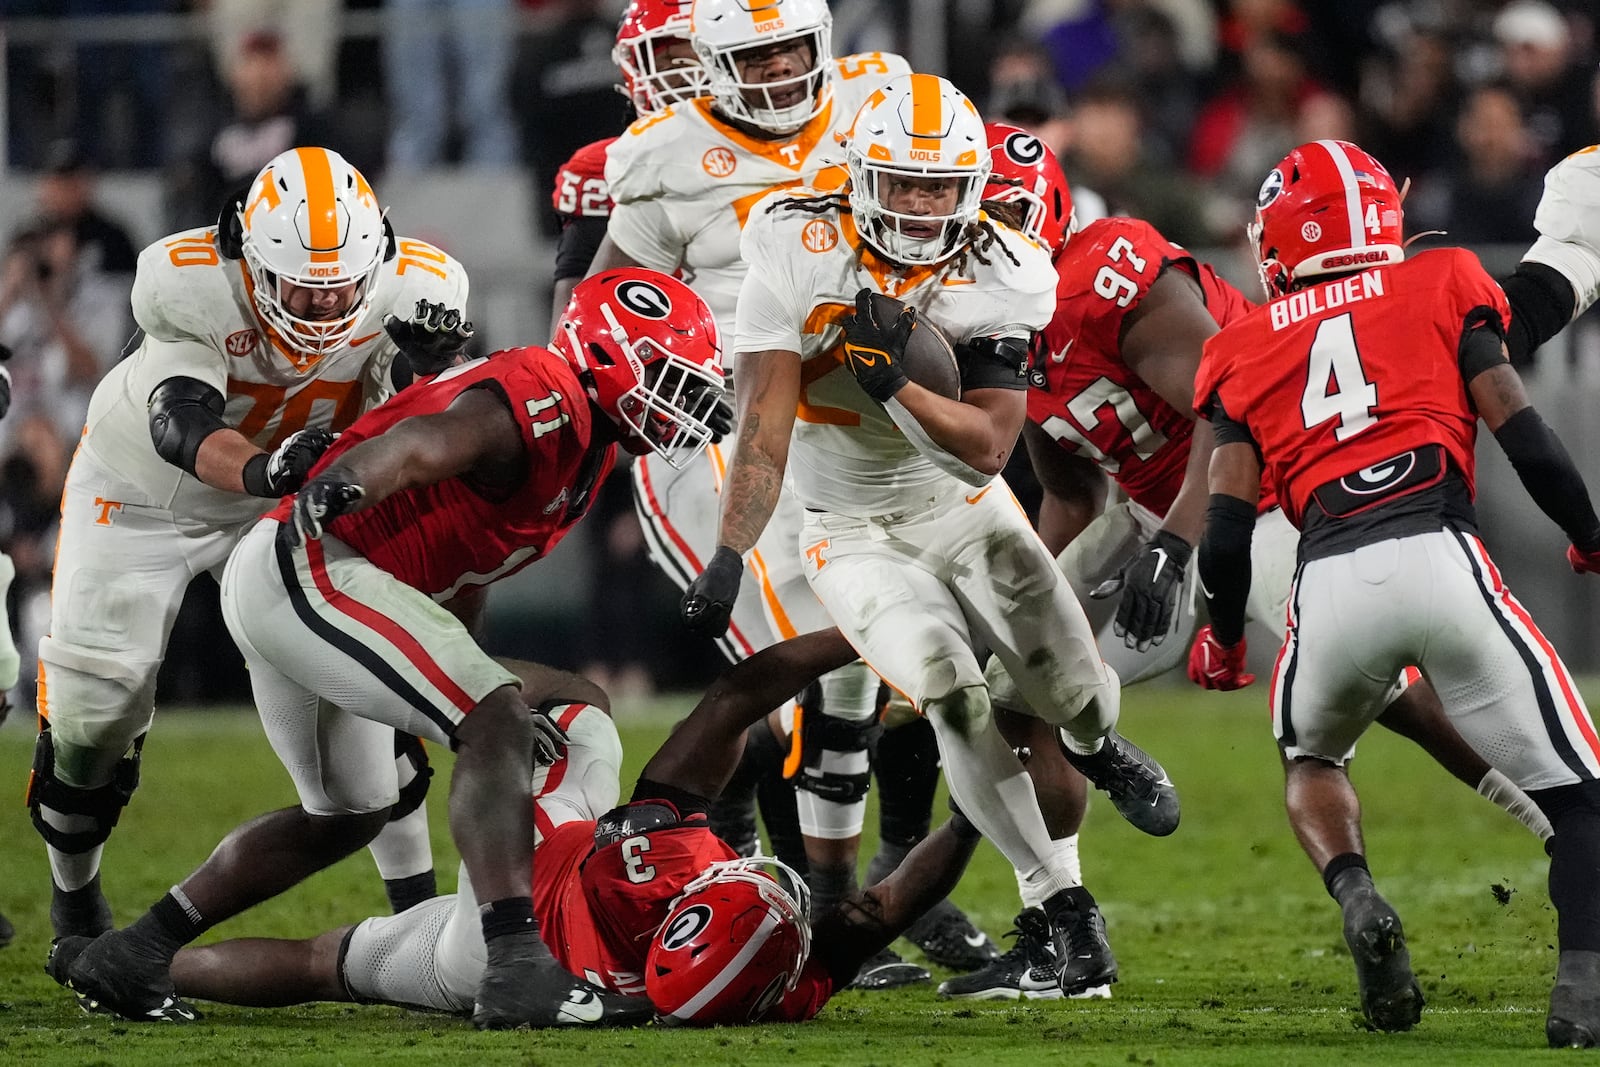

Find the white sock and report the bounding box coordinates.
[368,804,433,880]
[1013,834,1082,908]
[1477,767,1554,841]
[47,841,103,892]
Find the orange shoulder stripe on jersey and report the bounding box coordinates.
[295,147,341,264]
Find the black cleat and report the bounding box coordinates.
[1547,951,1600,1048]
[938,908,1072,1000]
[905,900,1000,972]
[473,958,652,1029]
[61,930,199,1022]
[849,946,931,991]
[1048,890,1118,997]
[0,909,13,949]
[1342,892,1423,1032]
[50,876,114,941]
[1059,730,1180,837]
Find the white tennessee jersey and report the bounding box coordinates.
[735,192,1056,517]
[604,52,910,338]
[80,226,468,526]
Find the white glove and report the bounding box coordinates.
[1525,146,1600,318]
[530,707,571,767]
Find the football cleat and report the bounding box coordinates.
[1049,893,1119,997]
[1341,891,1423,1032]
[1548,951,1600,1049]
[0,908,13,949]
[1059,730,1180,837]
[849,946,931,991]
[474,957,653,1030]
[58,930,200,1022]
[937,908,1062,1001]
[904,900,1000,972]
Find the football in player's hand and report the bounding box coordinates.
[865,293,960,400]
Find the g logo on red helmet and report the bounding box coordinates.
[616,280,673,319]
[659,904,713,950]
[1257,168,1285,209]
[1002,131,1044,167]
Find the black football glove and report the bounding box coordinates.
[1090,529,1193,652]
[841,288,914,403]
[242,427,337,497]
[706,395,735,443]
[384,299,475,377]
[282,466,365,548]
[0,365,11,423]
[680,545,743,638]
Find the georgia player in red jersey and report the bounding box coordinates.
[1195,139,1600,1043]
[50,269,729,1030]
[96,630,981,1027]
[548,0,704,333]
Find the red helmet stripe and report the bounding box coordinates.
[668,907,782,1020]
[1315,139,1366,250]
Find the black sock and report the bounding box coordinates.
[480,896,553,963]
[1322,853,1374,907]
[1547,806,1600,952]
[384,870,437,914]
[806,862,858,920]
[126,888,211,961]
[869,718,940,876]
[864,839,911,887]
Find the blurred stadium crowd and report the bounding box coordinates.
[1,0,1597,709]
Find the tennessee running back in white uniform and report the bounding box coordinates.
[687,73,1181,998]
[32,147,468,940]
[595,0,909,854]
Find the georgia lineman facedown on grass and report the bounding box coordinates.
[97,630,983,1026]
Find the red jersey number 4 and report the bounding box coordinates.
[1300,313,1378,441]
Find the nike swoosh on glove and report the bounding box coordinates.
[1091,529,1192,652]
[841,288,914,403]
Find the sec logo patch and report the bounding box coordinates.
[225,330,258,356]
[702,147,737,178]
[801,219,838,253]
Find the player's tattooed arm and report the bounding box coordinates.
[716,349,800,554]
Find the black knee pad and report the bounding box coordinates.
[388,731,434,822]
[792,708,882,806]
[27,725,143,854]
[874,716,941,849]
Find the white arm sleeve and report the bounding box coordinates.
[882,396,993,487]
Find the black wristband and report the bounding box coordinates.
[480,896,537,942]
[241,452,273,497]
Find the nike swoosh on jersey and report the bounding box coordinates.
[349,331,384,347]
[965,485,992,505]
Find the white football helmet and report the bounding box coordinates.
[845,73,992,266]
[690,0,834,135]
[237,147,387,360]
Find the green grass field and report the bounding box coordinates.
[0,682,1577,1065]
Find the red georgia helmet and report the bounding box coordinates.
[549,268,724,466]
[613,0,706,115]
[1252,139,1405,296]
[645,856,811,1026]
[984,122,1074,259]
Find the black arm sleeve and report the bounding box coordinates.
[553,215,610,283]
[1197,493,1257,647]
[1501,261,1576,367]
[147,376,228,476]
[1493,406,1600,551]
[956,336,1030,392]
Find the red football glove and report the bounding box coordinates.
[1568,543,1600,575]
[1187,625,1255,691]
